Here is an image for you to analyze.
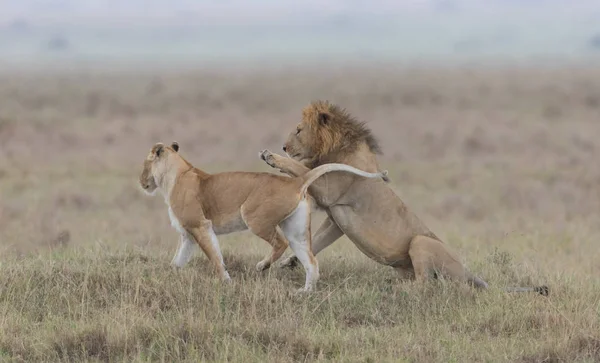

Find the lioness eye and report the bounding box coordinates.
[296,128,301,135]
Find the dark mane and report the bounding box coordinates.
[310,100,383,155]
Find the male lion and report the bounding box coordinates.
[139,141,387,292]
[260,100,548,295]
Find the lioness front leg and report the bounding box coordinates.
[187,221,231,281]
[171,232,198,268]
[280,216,344,268]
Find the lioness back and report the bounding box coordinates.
[193,171,301,224]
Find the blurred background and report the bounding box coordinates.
[1,0,599,270]
[1,0,600,67]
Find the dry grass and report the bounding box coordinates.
[1,64,600,362]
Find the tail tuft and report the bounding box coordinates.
[505,285,549,296]
[535,285,549,296]
[381,170,390,183]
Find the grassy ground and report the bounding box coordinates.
[1,64,600,362]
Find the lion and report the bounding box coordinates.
[138,141,388,292]
[259,100,548,296]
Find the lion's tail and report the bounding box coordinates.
[298,163,388,197]
[504,285,549,296]
[468,273,549,296]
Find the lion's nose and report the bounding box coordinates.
[282,145,287,152]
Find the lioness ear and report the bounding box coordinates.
[317,112,330,126]
[171,141,179,152]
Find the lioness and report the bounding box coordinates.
[139,141,387,292]
[260,100,548,295]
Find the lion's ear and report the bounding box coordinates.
[317,112,330,126]
[171,141,179,152]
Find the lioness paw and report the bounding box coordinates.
[296,287,313,294]
[255,260,271,272]
[279,256,299,269]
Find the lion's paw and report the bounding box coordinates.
[259,149,276,168]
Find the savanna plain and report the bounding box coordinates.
[1,64,600,362]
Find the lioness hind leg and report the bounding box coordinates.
[408,235,488,289]
[280,216,343,269]
[253,227,289,272]
[241,203,290,272]
[279,200,319,292]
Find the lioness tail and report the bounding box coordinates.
[299,163,388,197]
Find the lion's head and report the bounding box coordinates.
[282,100,382,166]
[139,141,180,195]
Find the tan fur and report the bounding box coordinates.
[139,141,387,292]
[261,100,548,295]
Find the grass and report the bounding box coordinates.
[1,64,600,362]
[1,246,599,362]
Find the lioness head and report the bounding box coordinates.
[283,100,382,166]
[139,141,180,195]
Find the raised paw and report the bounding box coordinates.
[259,149,277,168]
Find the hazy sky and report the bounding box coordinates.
[0,0,591,25]
[0,0,597,66]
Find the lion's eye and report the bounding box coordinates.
[296,128,301,135]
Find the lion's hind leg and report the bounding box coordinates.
[408,235,488,289]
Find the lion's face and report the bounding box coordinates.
[283,110,333,165]
[139,142,179,195]
[283,122,313,164]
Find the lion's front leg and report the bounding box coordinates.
[259,149,348,208]
[259,149,310,177]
